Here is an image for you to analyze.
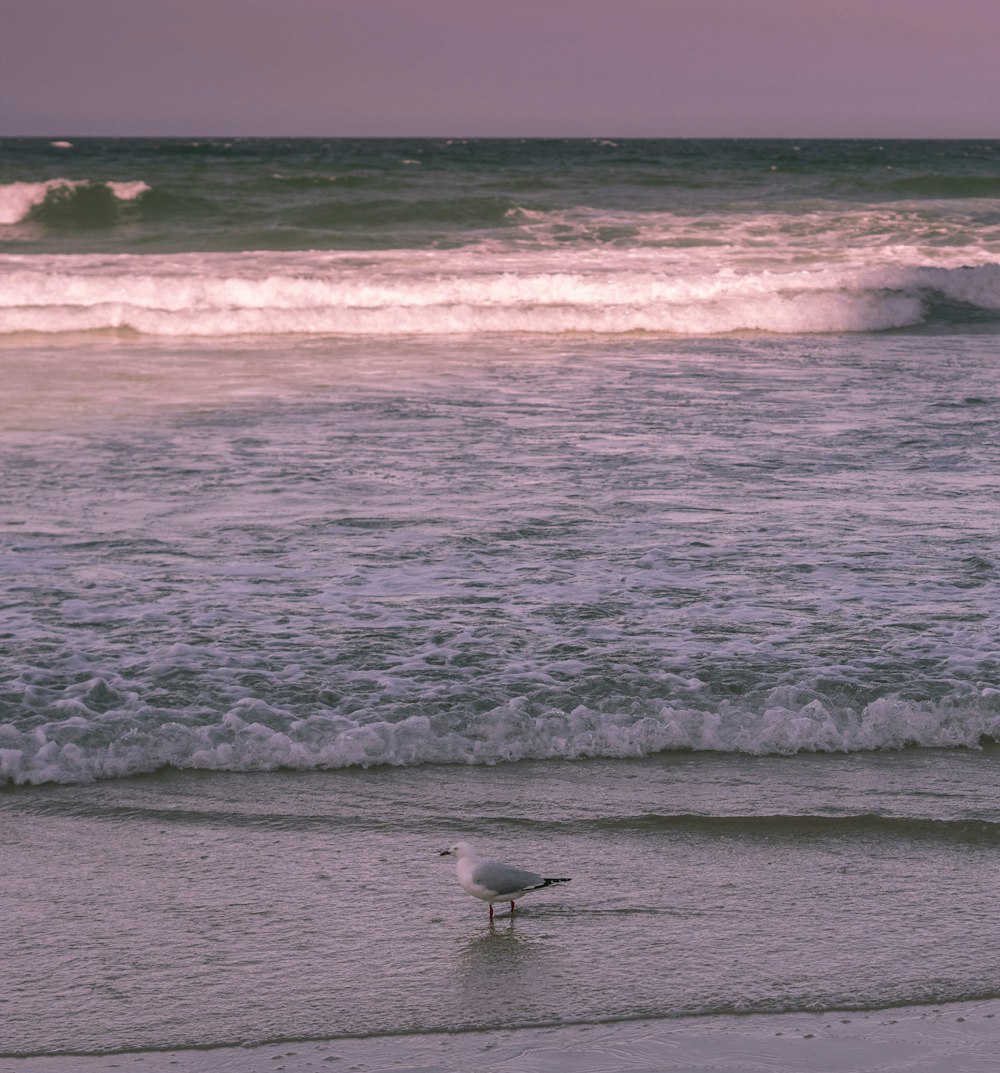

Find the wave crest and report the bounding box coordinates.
[3,692,999,786]
[0,253,998,337]
[0,179,150,227]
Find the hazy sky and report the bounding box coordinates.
[3,0,999,137]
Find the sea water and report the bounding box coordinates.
[2,139,1000,1061]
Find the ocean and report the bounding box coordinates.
[2,138,1000,1069]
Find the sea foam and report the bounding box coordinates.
[0,250,997,337]
[3,691,999,786]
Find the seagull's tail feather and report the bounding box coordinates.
[541,877,571,887]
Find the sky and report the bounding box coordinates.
[2,0,999,138]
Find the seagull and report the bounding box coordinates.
[440,840,570,919]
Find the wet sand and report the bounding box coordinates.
[4,999,998,1073]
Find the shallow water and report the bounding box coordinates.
[4,749,1000,1056]
[3,331,1000,784]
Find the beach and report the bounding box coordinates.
[4,1002,1000,1073]
[3,138,1000,1069]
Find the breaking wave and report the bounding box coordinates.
[1,252,999,337]
[0,178,150,227]
[3,689,1000,786]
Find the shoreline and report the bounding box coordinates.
[4,999,999,1073]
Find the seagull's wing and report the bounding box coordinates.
[472,861,548,897]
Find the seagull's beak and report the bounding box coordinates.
[439,849,451,856]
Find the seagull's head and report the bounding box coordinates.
[439,840,475,858]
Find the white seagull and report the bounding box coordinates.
[440,840,571,919]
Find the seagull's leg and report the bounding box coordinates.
[489,902,494,920]
[510,901,516,914]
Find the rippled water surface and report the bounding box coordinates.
[3,332,1000,783]
[4,749,1000,1056]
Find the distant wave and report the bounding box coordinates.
[0,178,518,238]
[1,252,998,337]
[0,178,150,227]
[888,174,1000,199]
[287,194,518,229]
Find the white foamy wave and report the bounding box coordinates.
[3,692,999,785]
[0,178,150,225]
[0,251,997,338]
[508,203,1000,263]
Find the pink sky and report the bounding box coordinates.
[3,0,999,136]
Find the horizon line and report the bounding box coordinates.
[4,132,1000,141]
